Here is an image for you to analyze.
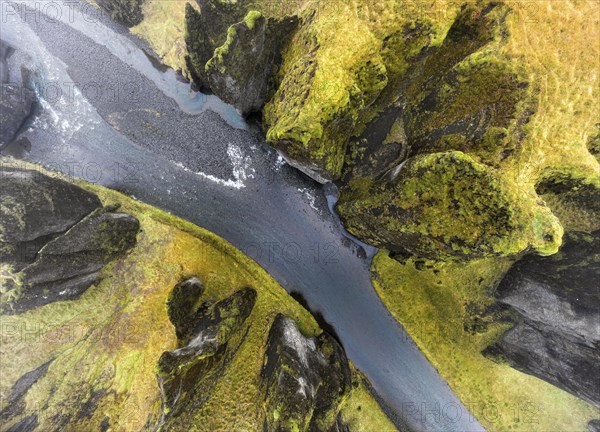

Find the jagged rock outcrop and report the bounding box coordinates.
[184,1,298,116]
[399,3,533,165]
[0,167,102,269]
[96,0,144,27]
[156,286,257,429]
[337,151,562,260]
[0,41,35,148]
[261,314,352,432]
[0,167,139,313]
[155,282,354,432]
[0,163,395,432]
[485,231,600,407]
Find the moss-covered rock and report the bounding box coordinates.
[156,287,257,429]
[337,151,562,260]
[263,5,390,183]
[535,165,600,233]
[261,314,352,432]
[96,0,145,27]
[485,230,600,407]
[203,12,298,115]
[1,175,140,314]
[0,160,396,432]
[184,1,297,115]
[401,3,534,165]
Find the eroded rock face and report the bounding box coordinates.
[0,167,139,313]
[261,314,352,432]
[184,1,297,116]
[156,286,257,429]
[486,231,600,407]
[0,41,36,148]
[0,167,102,268]
[337,151,562,260]
[96,0,144,27]
[154,281,353,432]
[0,85,35,148]
[401,3,533,166]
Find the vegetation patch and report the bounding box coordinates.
[371,251,598,432]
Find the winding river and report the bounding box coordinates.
[0,2,485,431]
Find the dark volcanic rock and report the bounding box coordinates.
[156,286,257,428]
[589,419,600,432]
[6,211,139,313]
[261,314,352,432]
[205,13,298,116]
[4,213,139,312]
[184,1,298,115]
[166,277,206,339]
[1,167,139,313]
[0,359,53,423]
[0,168,102,268]
[1,39,13,84]
[488,319,599,407]
[487,231,600,407]
[0,84,35,147]
[96,0,144,27]
[4,414,38,432]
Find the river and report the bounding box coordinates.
[0,2,485,431]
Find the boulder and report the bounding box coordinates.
[261,314,352,432]
[337,151,562,260]
[0,84,35,147]
[0,168,102,268]
[486,231,600,407]
[4,211,139,313]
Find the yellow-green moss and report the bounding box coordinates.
[338,151,563,260]
[0,159,394,431]
[244,10,263,31]
[371,251,598,432]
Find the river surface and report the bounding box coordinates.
[0,2,485,431]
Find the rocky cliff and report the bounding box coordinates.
[0,161,396,432]
[0,40,35,149]
[485,231,600,408]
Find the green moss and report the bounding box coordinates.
[338,151,562,259]
[535,165,600,232]
[244,10,262,30]
[0,159,393,431]
[339,369,397,432]
[205,25,238,73]
[370,250,598,431]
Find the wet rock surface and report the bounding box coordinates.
[261,314,352,432]
[0,167,139,313]
[486,231,600,407]
[0,40,35,148]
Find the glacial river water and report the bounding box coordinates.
[0,2,486,431]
